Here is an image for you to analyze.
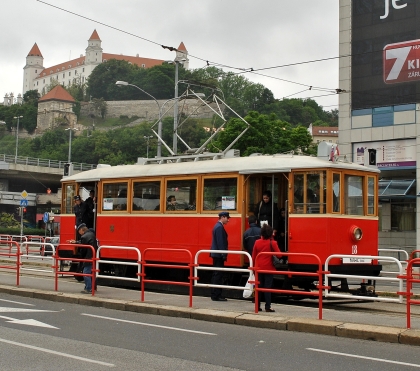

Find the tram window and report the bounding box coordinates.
[165,179,197,211]
[344,175,363,215]
[133,181,160,211]
[102,182,128,211]
[203,178,237,210]
[64,184,76,214]
[293,172,326,214]
[367,176,375,215]
[333,173,341,213]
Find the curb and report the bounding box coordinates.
[1,285,420,346]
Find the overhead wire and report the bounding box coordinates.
[37,1,346,103]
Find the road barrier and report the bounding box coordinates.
[379,248,409,274]
[253,252,325,319]
[194,250,253,290]
[20,241,55,275]
[324,254,405,303]
[140,248,195,307]
[96,245,141,283]
[404,256,420,328]
[0,240,21,285]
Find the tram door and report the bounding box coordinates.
[246,173,289,249]
[77,182,98,231]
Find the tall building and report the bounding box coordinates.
[339,1,419,248]
[22,30,189,96]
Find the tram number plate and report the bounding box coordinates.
[343,258,372,264]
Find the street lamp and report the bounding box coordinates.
[116,81,163,157]
[65,128,79,163]
[143,135,153,158]
[13,115,23,162]
[167,59,186,155]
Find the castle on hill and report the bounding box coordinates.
[22,29,189,96]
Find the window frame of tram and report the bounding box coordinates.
[202,176,238,212]
[63,183,76,214]
[164,178,198,212]
[344,175,364,216]
[292,171,326,214]
[101,181,129,212]
[132,179,161,212]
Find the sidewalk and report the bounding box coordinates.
[1,272,420,346]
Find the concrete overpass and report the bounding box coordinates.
[0,154,96,195]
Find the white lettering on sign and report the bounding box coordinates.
[380,0,408,20]
[385,46,411,81]
[343,258,373,264]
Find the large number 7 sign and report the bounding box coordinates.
[383,40,420,84]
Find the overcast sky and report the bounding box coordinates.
[1,0,339,111]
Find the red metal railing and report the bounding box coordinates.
[140,248,196,307]
[54,244,97,296]
[0,240,21,285]
[253,252,326,319]
[403,253,420,329]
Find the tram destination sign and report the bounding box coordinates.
[343,258,372,264]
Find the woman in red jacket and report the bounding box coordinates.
[252,224,281,312]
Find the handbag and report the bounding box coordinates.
[270,240,283,270]
[243,273,255,299]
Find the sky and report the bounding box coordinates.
[0,0,339,111]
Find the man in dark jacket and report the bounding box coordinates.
[210,211,229,301]
[75,223,98,294]
[243,215,261,255]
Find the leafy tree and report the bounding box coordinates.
[87,59,139,100]
[208,111,312,156]
[23,90,40,107]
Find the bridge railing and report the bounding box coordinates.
[0,154,96,171]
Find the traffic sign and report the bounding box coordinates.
[21,190,28,199]
[20,199,28,207]
[43,212,49,223]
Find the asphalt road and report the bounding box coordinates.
[0,295,419,371]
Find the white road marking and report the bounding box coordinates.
[82,313,217,335]
[307,348,420,368]
[0,307,57,313]
[0,307,60,328]
[0,337,114,367]
[0,299,35,306]
[0,315,59,329]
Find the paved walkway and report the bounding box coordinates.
[1,271,420,346]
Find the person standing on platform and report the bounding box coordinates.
[210,211,230,301]
[243,215,261,255]
[252,224,281,312]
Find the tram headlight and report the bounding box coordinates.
[349,225,363,241]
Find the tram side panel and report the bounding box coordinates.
[94,214,242,266]
[288,215,379,274]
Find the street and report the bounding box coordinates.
[0,294,419,371]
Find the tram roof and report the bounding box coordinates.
[62,154,380,183]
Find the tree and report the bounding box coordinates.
[208,111,313,156]
[23,90,40,107]
[92,98,108,119]
[87,59,139,100]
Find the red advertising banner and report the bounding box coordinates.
[384,39,420,84]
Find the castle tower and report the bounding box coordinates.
[85,29,103,66]
[176,42,189,69]
[23,43,44,94]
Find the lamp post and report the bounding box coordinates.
[167,59,186,155]
[116,81,162,157]
[143,135,153,158]
[65,128,79,163]
[13,115,23,162]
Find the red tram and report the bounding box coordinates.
[60,148,380,293]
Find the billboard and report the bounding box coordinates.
[352,0,420,110]
[353,138,416,168]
